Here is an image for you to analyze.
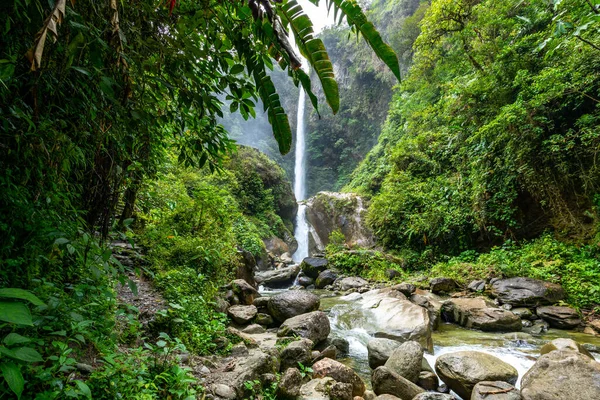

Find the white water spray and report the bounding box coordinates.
[292,89,309,263]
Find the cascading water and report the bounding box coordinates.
[292,88,309,263]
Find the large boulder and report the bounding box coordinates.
[312,357,366,397]
[230,279,259,305]
[305,191,375,249]
[468,280,486,292]
[255,264,300,288]
[430,278,457,294]
[316,270,339,289]
[227,305,257,325]
[490,278,565,306]
[367,338,402,369]
[536,305,581,329]
[268,290,320,322]
[236,253,258,288]
[277,367,303,399]
[338,276,369,291]
[384,341,423,383]
[417,371,438,391]
[263,236,290,257]
[540,338,593,358]
[442,298,522,332]
[521,349,600,400]
[371,366,425,400]
[300,257,329,279]
[435,351,518,399]
[278,311,331,344]
[471,381,521,400]
[280,338,314,371]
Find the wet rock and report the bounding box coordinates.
[540,338,593,358]
[442,298,521,332]
[242,324,265,334]
[417,371,438,391]
[468,280,486,292]
[255,313,274,327]
[521,349,600,400]
[430,278,457,294]
[393,283,416,296]
[536,305,581,329]
[227,305,257,324]
[268,290,320,322]
[313,345,338,363]
[281,252,294,264]
[471,381,520,400]
[410,293,442,331]
[230,279,259,305]
[368,338,402,369]
[301,257,329,279]
[411,394,455,400]
[583,343,600,353]
[321,336,350,356]
[490,277,565,306]
[313,357,366,397]
[371,366,425,400]
[280,338,313,372]
[278,311,331,344]
[384,341,423,383]
[511,308,534,320]
[298,274,315,287]
[338,276,369,291]
[521,319,548,335]
[316,270,339,289]
[255,264,300,288]
[435,351,518,399]
[421,357,434,373]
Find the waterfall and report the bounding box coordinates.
[292,89,309,263]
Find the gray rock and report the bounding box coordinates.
[278,311,331,344]
[255,264,300,288]
[364,390,377,400]
[411,394,455,400]
[316,270,339,289]
[371,366,425,400]
[417,371,438,391]
[511,308,534,320]
[540,338,593,358]
[338,276,369,291]
[471,381,521,400]
[298,275,315,287]
[421,357,434,373]
[255,313,274,327]
[410,293,442,331]
[430,278,457,294]
[536,305,581,329]
[522,319,549,335]
[242,324,265,334]
[376,395,402,400]
[227,305,257,324]
[490,278,565,306]
[253,296,270,309]
[330,381,353,400]
[468,280,486,292]
[393,283,417,296]
[213,383,236,399]
[521,350,600,400]
[442,298,521,332]
[230,279,259,305]
[368,338,402,369]
[299,377,335,400]
[384,341,423,383]
[312,357,366,397]
[280,338,314,371]
[301,257,329,279]
[435,351,518,399]
[268,290,320,322]
[312,345,337,363]
[318,336,350,356]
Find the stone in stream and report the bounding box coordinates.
[297,273,315,287]
[338,276,369,291]
[301,257,329,278]
[384,341,423,383]
[255,264,300,288]
[371,366,425,400]
[471,381,521,400]
[430,277,457,294]
[535,305,581,329]
[521,349,600,400]
[255,313,274,327]
[435,351,518,400]
[318,336,350,356]
[312,357,366,397]
[417,371,438,391]
[268,290,320,322]
[540,338,593,358]
[316,270,339,289]
[490,277,565,306]
[411,394,455,400]
[511,307,534,320]
[410,293,442,331]
[442,298,522,332]
[227,304,257,325]
[367,338,402,369]
[521,319,549,335]
[392,283,416,296]
[280,338,313,371]
[278,311,331,344]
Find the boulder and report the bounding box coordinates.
[253,296,270,310]
[313,345,337,363]
[376,395,401,400]
[298,275,315,287]
[471,381,521,400]
[430,278,457,294]
[255,313,274,327]
[410,293,442,331]
[268,290,320,322]
[255,264,300,288]
[490,278,565,306]
[230,279,259,305]
[263,236,289,257]
[368,338,402,369]
[384,341,423,383]
[411,394,454,400]
[540,338,593,359]
[393,283,416,296]
[536,305,581,329]
[299,377,335,400]
[468,280,486,292]
[319,336,350,356]
[511,308,534,320]
[330,382,354,400]
[371,366,425,400]
[521,349,600,400]
[242,324,266,334]
[277,367,303,399]
[417,371,438,391]
[278,311,331,344]
[280,338,313,371]
[316,270,339,289]
[338,276,369,291]
[301,257,329,279]
[442,298,521,332]
[236,253,258,288]
[312,357,366,397]
[227,305,257,325]
[522,319,549,335]
[435,351,518,399]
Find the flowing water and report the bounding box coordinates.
[292,88,309,262]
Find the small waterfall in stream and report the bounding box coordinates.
[292,88,309,263]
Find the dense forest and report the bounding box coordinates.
[1,0,600,399]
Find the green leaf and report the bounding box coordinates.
[0,362,24,399]
[296,69,320,117]
[329,0,401,81]
[3,333,32,346]
[279,0,339,113]
[0,289,44,306]
[11,347,43,363]
[0,302,33,325]
[230,64,245,74]
[53,237,70,245]
[75,380,92,399]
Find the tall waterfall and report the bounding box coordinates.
[292,89,309,263]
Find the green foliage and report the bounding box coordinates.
[243,377,279,400]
